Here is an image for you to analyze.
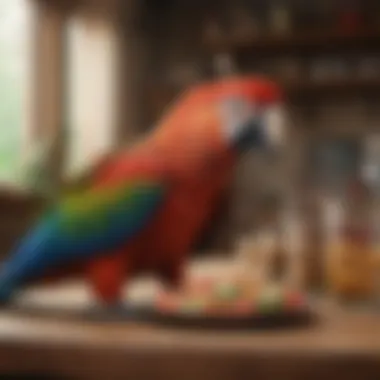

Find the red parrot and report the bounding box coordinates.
[0,76,285,312]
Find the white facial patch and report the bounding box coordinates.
[220,97,258,142]
[262,105,286,148]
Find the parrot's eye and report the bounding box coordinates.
[220,96,258,142]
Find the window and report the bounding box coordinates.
[0,0,32,184]
[0,3,120,188]
[66,15,118,179]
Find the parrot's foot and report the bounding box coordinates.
[83,302,142,323]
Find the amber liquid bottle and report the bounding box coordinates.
[325,180,375,301]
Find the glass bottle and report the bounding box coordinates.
[324,179,375,302]
[280,199,306,291]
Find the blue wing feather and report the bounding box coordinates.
[0,178,166,299]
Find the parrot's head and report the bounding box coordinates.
[219,77,286,155]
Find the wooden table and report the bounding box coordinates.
[0,260,378,380]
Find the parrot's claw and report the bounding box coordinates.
[83,303,140,323]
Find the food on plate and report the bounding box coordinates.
[155,275,308,318]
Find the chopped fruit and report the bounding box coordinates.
[214,282,240,301]
[257,285,283,314]
[179,299,206,315]
[155,274,308,319]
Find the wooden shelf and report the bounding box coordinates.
[149,79,380,112]
[205,29,380,56]
[285,79,380,99]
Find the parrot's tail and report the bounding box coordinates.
[0,264,17,306]
[0,224,53,306]
[0,258,86,306]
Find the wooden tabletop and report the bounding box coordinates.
[0,260,378,380]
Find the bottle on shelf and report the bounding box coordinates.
[268,2,293,35]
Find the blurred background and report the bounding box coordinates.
[1,0,380,291]
[1,0,380,378]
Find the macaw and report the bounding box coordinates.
[0,76,285,313]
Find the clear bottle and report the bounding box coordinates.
[280,199,306,290]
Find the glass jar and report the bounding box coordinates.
[235,228,278,287]
[323,180,376,302]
